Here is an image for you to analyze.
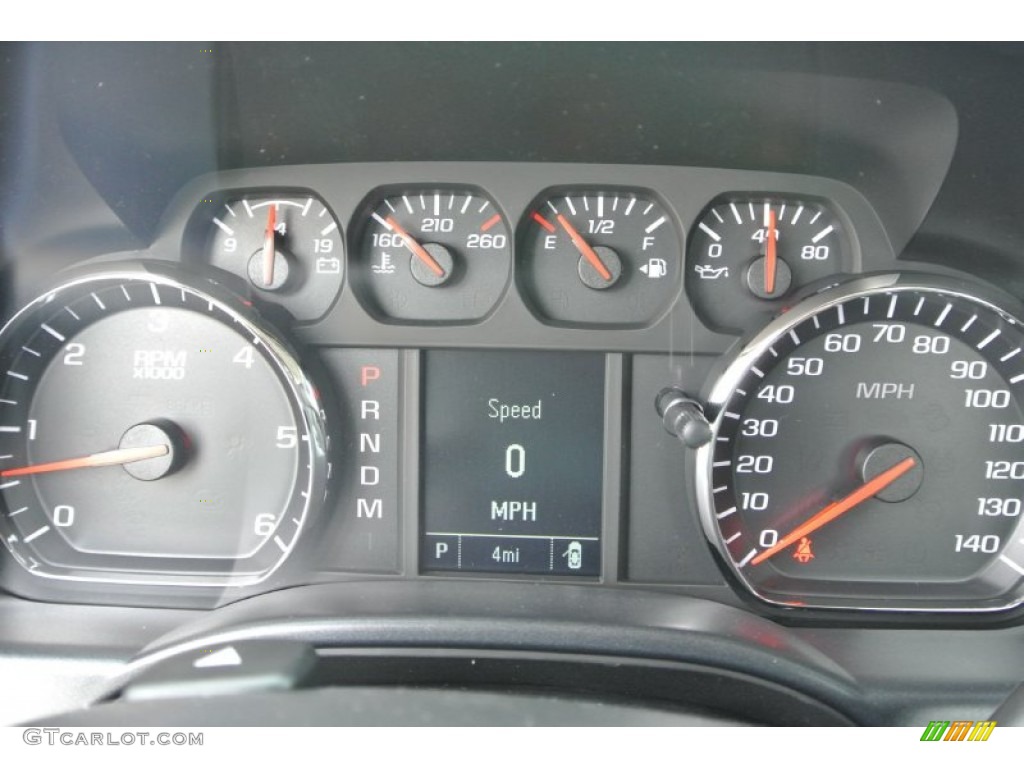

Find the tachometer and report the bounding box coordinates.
[697,274,1024,611]
[0,267,327,588]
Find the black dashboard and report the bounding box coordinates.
[2,42,1024,727]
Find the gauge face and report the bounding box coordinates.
[519,188,682,327]
[196,191,344,322]
[688,197,847,333]
[698,275,1024,611]
[352,187,512,323]
[0,270,326,587]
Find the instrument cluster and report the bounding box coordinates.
[1,161,1020,621]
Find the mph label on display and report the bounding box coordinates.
[421,351,604,577]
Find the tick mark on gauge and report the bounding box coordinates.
[480,214,501,232]
[698,222,721,241]
[23,526,49,544]
[531,212,556,233]
[645,216,666,234]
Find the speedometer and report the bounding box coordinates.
[697,274,1024,611]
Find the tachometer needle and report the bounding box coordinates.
[764,209,778,295]
[262,204,277,288]
[556,214,613,282]
[385,216,446,278]
[750,456,918,566]
[0,445,170,478]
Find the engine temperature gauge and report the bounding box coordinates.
[352,187,513,324]
[519,188,682,327]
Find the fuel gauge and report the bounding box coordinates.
[518,188,682,327]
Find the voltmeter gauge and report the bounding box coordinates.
[518,188,682,328]
[687,196,849,333]
[190,190,345,323]
[352,187,513,324]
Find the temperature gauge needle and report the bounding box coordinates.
[385,216,446,278]
[556,214,613,282]
[764,209,778,295]
[751,456,918,566]
[262,205,277,288]
[0,445,170,478]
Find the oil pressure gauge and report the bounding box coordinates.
[687,196,849,332]
[519,188,682,328]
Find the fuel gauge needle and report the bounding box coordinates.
[384,216,446,278]
[764,209,778,295]
[751,456,917,566]
[556,214,613,282]
[262,204,277,288]
[0,445,169,478]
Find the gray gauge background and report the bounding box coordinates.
[351,187,512,324]
[0,271,323,586]
[149,163,892,354]
[188,191,344,322]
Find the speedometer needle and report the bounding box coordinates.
[556,214,613,282]
[764,209,778,295]
[262,204,277,288]
[0,445,169,478]
[385,216,446,278]
[750,456,918,566]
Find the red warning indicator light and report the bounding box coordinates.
[793,537,814,564]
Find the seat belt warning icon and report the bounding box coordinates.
[793,537,814,564]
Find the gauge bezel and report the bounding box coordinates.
[181,187,346,323]
[515,185,685,330]
[0,264,328,590]
[348,183,515,326]
[695,272,1024,613]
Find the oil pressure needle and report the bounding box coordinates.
[0,445,170,478]
[764,209,778,295]
[556,214,613,282]
[262,204,277,288]
[750,456,918,566]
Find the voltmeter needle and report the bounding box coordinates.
[262,204,277,288]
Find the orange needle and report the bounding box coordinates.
[750,456,918,566]
[0,445,169,478]
[764,209,778,295]
[385,216,445,278]
[556,214,613,282]
[262,204,277,287]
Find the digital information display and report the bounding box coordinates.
[421,351,605,577]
